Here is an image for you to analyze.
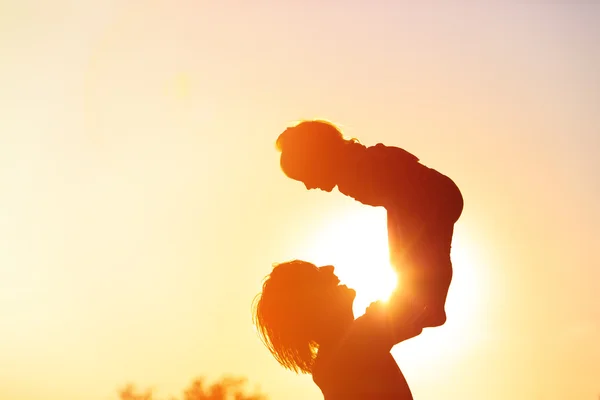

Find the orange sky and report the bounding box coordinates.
[1,2,599,399]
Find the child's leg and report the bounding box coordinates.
[414,174,463,326]
[414,222,455,326]
[386,172,463,327]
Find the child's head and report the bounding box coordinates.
[275,120,359,192]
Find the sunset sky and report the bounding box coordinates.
[1,2,599,399]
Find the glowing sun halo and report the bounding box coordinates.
[298,207,398,316]
[295,206,484,365]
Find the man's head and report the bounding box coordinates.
[253,260,355,374]
[275,120,356,192]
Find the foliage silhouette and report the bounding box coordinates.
[118,376,267,400]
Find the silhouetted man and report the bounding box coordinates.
[254,260,426,399]
[275,120,464,328]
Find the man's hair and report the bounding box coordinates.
[252,260,327,374]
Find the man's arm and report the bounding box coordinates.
[349,297,426,352]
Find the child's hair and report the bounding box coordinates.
[276,120,348,154]
[275,120,361,180]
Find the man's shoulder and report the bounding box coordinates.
[345,302,392,346]
[317,311,391,362]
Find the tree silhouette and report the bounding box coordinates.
[118,385,156,400]
[118,376,268,400]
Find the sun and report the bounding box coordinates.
[294,205,485,369]
[296,206,398,316]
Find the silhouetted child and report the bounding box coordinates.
[275,120,464,328]
[254,260,426,399]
